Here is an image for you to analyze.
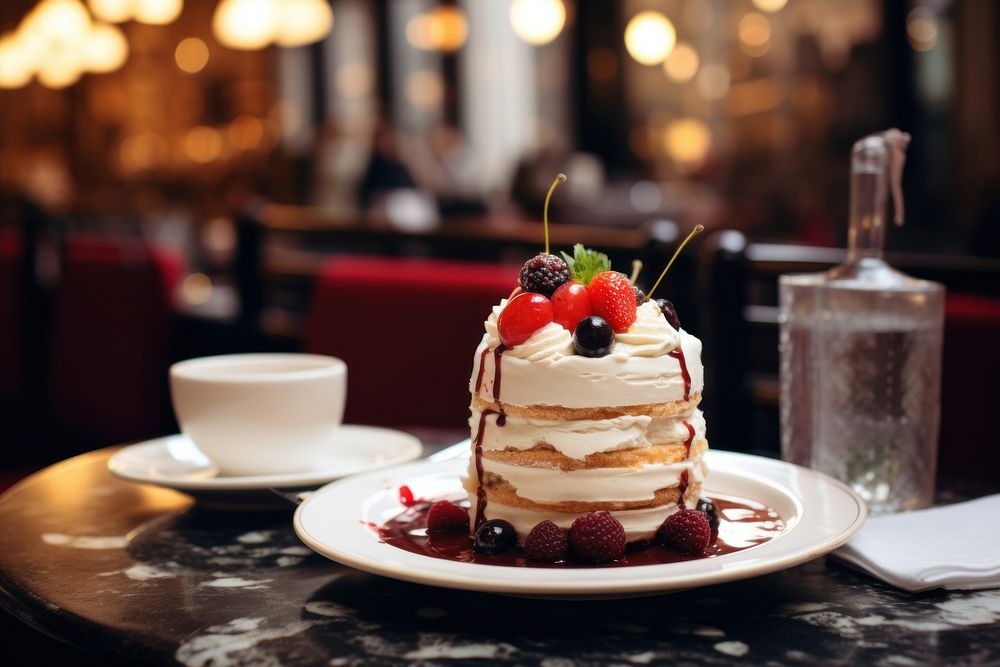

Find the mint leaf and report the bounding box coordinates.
[560,244,611,285]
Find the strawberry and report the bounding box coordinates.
[587,271,637,333]
[497,293,553,347]
[550,281,592,332]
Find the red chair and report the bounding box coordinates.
[48,236,184,445]
[939,293,1000,483]
[305,256,519,429]
[0,227,23,403]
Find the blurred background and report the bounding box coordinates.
[1,0,999,482]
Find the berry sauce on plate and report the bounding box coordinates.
[376,494,784,569]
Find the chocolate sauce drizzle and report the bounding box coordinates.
[472,344,507,530]
[378,495,784,569]
[668,346,692,401]
[683,421,696,456]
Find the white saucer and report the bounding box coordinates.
[108,425,423,492]
[294,450,867,599]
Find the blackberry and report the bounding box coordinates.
[695,498,720,537]
[474,519,517,554]
[519,253,570,297]
[573,316,614,358]
[655,298,681,329]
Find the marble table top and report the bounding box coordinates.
[1,445,999,666]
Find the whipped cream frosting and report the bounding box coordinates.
[471,330,703,408]
[612,300,680,357]
[469,408,706,460]
[471,454,708,504]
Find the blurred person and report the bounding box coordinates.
[357,119,418,210]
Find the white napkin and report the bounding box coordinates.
[832,494,1000,592]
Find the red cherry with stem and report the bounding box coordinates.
[551,281,592,332]
[497,293,553,347]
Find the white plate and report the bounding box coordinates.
[108,425,423,492]
[294,450,867,598]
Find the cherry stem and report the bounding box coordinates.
[629,259,643,285]
[644,224,705,302]
[543,173,567,255]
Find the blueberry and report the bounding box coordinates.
[633,284,646,305]
[695,498,720,536]
[474,519,517,554]
[655,298,681,330]
[573,316,615,358]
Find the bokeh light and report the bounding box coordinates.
[274,0,334,48]
[406,6,468,53]
[624,11,676,66]
[83,22,129,73]
[663,42,699,82]
[406,70,444,111]
[27,0,92,46]
[183,126,223,163]
[739,12,772,57]
[336,63,373,98]
[907,8,938,52]
[509,0,566,46]
[227,115,264,150]
[175,37,209,73]
[664,118,711,166]
[0,33,34,89]
[87,0,133,23]
[181,273,213,305]
[213,0,278,50]
[133,0,183,26]
[751,0,789,13]
[696,63,730,100]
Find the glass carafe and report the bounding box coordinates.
[779,130,944,514]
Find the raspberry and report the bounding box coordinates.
[587,271,637,333]
[569,511,627,562]
[426,500,469,533]
[657,509,711,554]
[519,253,570,297]
[524,521,569,562]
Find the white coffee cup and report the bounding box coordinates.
[169,353,347,476]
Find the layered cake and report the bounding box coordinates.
[463,241,709,554]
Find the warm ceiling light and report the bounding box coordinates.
[509,0,566,46]
[37,44,84,88]
[663,42,699,82]
[406,6,467,52]
[25,0,92,46]
[0,33,33,89]
[175,36,209,73]
[133,0,183,25]
[624,11,676,66]
[751,0,788,13]
[84,22,129,73]
[212,0,278,50]
[664,118,711,166]
[274,0,334,47]
[87,0,133,23]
